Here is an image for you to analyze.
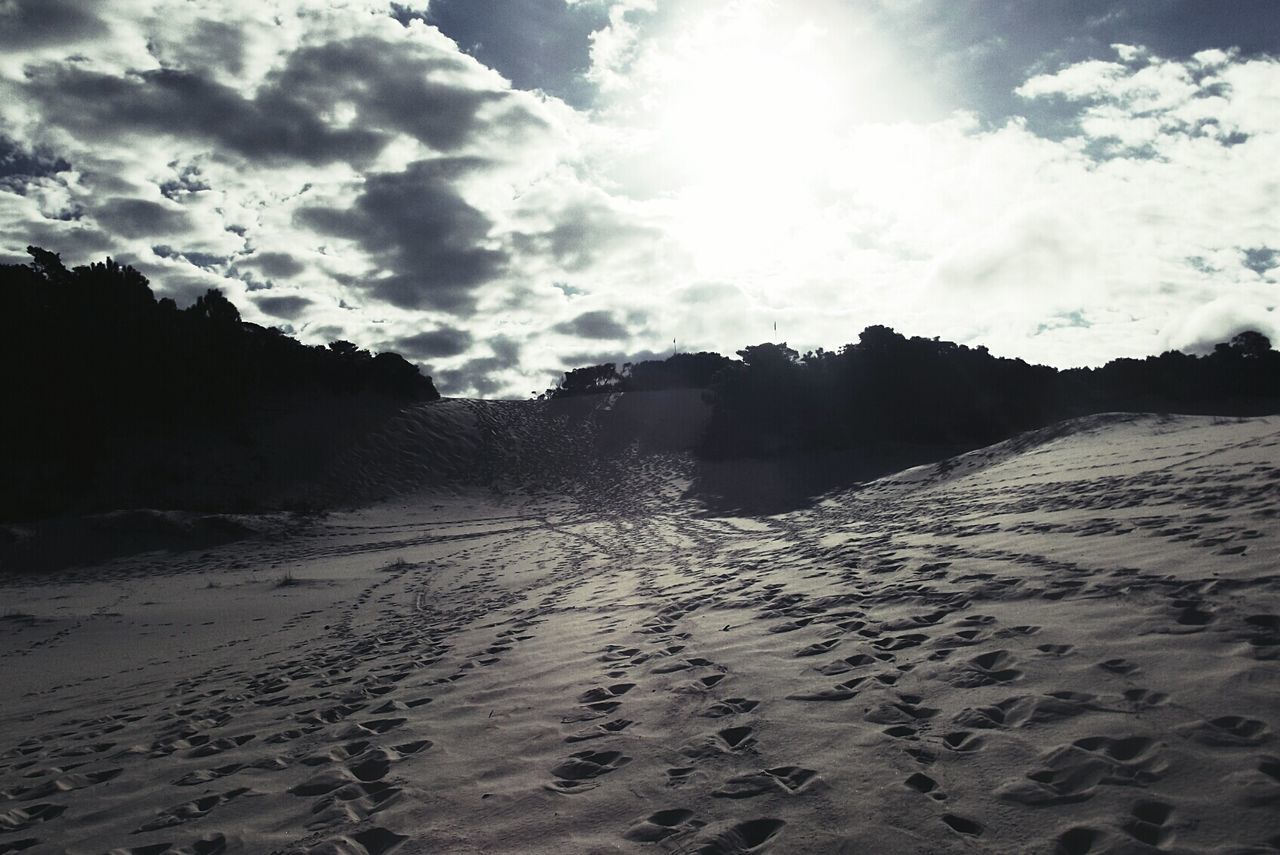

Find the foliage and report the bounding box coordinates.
[0,246,439,519]
[542,351,733,399]
[541,324,1279,460]
[702,326,1279,458]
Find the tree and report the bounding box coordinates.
[736,342,799,370]
[189,289,240,324]
[1231,330,1272,359]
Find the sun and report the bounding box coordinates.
[642,3,858,280]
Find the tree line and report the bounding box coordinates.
[545,324,1280,458]
[1,247,438,519]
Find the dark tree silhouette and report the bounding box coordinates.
[1,247,440,519]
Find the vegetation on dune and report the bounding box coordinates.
[542,351,734,399]
[0,247,439,519]
[546,324,1280,459]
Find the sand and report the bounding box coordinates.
[1,399,1278,854]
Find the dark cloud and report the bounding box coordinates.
[554,310,629,340]
[296,158,505,312]
[1243,247,1278,276]
[247,251,306,279]
[0,0,106,48]
[18,222,114,263]
[268,37,539,152]
[490,334,522,365]
[515,200,663,272]
[433,356,507,397]
[254,294,313,320]
[152,245,227,269]
[21,33,533,170]
[0,136,71,188]
[24,66,387,165]
[158,166,211,201]
[426,335,525,397]
[424,0,608,107]
[97,198,192,239]
[152,18,249,76]
[308,324,347,343]
[393,327,473,359]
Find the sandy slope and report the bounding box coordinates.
[2,403,1278,854]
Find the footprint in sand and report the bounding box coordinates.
[1178,715,1272,747]
[578,683,635,704]
[665,766,702,788]
[996,735,1166,805]
[563,683,634,723]
[546,750,632,793]
[623,808,706,842]
[815,653,878,675]
[947,650,1022,688]
[953,692,1100,729]
[1122,799,1176,849]
[1097,658,1141,676]
[904,771,946,800]
[794,639,840,657]
[941,813,983,836]
[0,802,66,833]
[174,763,243,786]
[308,780,403,830]
[1053,825,1109,855]
[1226,755,1280,805]
[702,698,760,718]
[680,726,757,760]
[712,766,818,799]
[691,818,786,855]
[186,733,255,758]
[1120,688,1168,709]
[787,678,864,702]
[565,718,634,743]
[941,731,987,753]
[675,673,727,693]
[13,767,122,798]
[865,695,940,726]
[135,787,252,832]
[302,826,407,855]
[109,832,229,855]
[872,633,929,652]
[1036,643,1075,657]
[1239,614,1280,655]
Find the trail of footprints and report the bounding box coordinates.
[0,555,499,854]
[4,427,1279,853]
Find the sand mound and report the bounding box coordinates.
[2,413,1277,852]
[315,389,712,507]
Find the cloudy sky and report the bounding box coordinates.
[2,0,1277,397]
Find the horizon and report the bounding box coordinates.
[2,1,1278,397]
[14,244,1274,405]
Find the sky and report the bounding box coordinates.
[1,0,1277,397]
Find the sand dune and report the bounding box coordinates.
[2,401,1278,853]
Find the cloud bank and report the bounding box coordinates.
[1,0,1276,396]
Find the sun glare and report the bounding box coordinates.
[646,4,860,281]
